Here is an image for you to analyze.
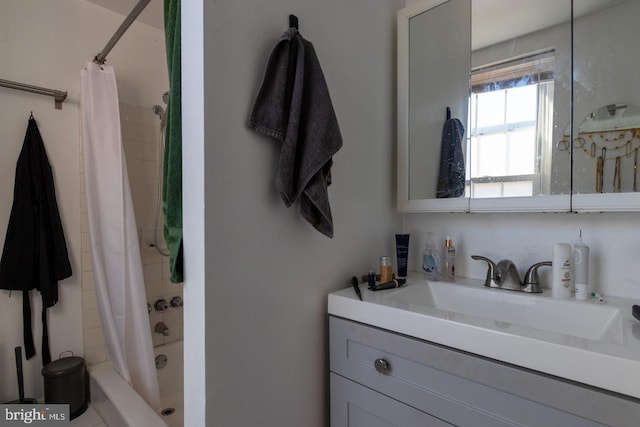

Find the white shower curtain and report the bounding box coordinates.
[80,62,160,409]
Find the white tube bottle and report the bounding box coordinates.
[552,243,572,299]
[573,231,590,300]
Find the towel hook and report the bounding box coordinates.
[446,106,451,120]
[289,14,299,30]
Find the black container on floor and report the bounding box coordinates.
[42,356,88,420]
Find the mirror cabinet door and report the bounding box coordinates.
[571,0,640,211]
[468,0,572,212]
[398,0,471,212]
[399,0,573,213]
[399,0,640,212]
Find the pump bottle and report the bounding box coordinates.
[422,233,439,280]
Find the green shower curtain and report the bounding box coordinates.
[163,0,183,283]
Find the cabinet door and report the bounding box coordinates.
[330,373,452,427]
[330,316,619,426]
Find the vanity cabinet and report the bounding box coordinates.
[329,316,640,427]
[330,373,451,427]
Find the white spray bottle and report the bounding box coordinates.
[573,230,590,300]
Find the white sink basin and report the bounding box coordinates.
[391,280,623,342]
[328,274,640,399]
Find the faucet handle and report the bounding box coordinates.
[471,255,500,288]
[522,261,552,293]
[155,299,169,312]
[154,322,170,336]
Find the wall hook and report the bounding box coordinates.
[289,14,299,30]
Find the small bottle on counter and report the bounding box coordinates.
[441,236,456,281]
[380,256,393,283]
[368,269,376,288]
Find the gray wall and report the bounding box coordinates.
[185,0,404,425]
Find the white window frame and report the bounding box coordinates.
[467,50,555,198]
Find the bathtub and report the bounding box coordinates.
[89,340,184,427]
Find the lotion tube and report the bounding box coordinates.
[552,243,572,299]
[395,234,410,277]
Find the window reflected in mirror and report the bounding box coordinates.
[469,0,572,200]
[467,51,555,198]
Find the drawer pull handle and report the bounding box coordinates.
[374,358,391,374]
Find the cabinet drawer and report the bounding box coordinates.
[330,373,452,427]
[330,316,608,427]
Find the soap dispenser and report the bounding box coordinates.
[422,233,439,281]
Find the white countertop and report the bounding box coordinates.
[328,273,640,399]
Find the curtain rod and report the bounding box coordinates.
[93,0,152,65]
[0,78,67,110]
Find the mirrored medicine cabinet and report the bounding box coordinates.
[397,0,640,213]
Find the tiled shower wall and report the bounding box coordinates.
[80,102,183,365]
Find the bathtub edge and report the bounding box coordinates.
[89,362,169,427]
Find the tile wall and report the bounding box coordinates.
[80,102,183,365]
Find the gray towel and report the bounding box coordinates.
[249,28,342,238]
[437,118,465,198]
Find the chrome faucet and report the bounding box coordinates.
[154,322,170,336]
[471,255,551,293]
